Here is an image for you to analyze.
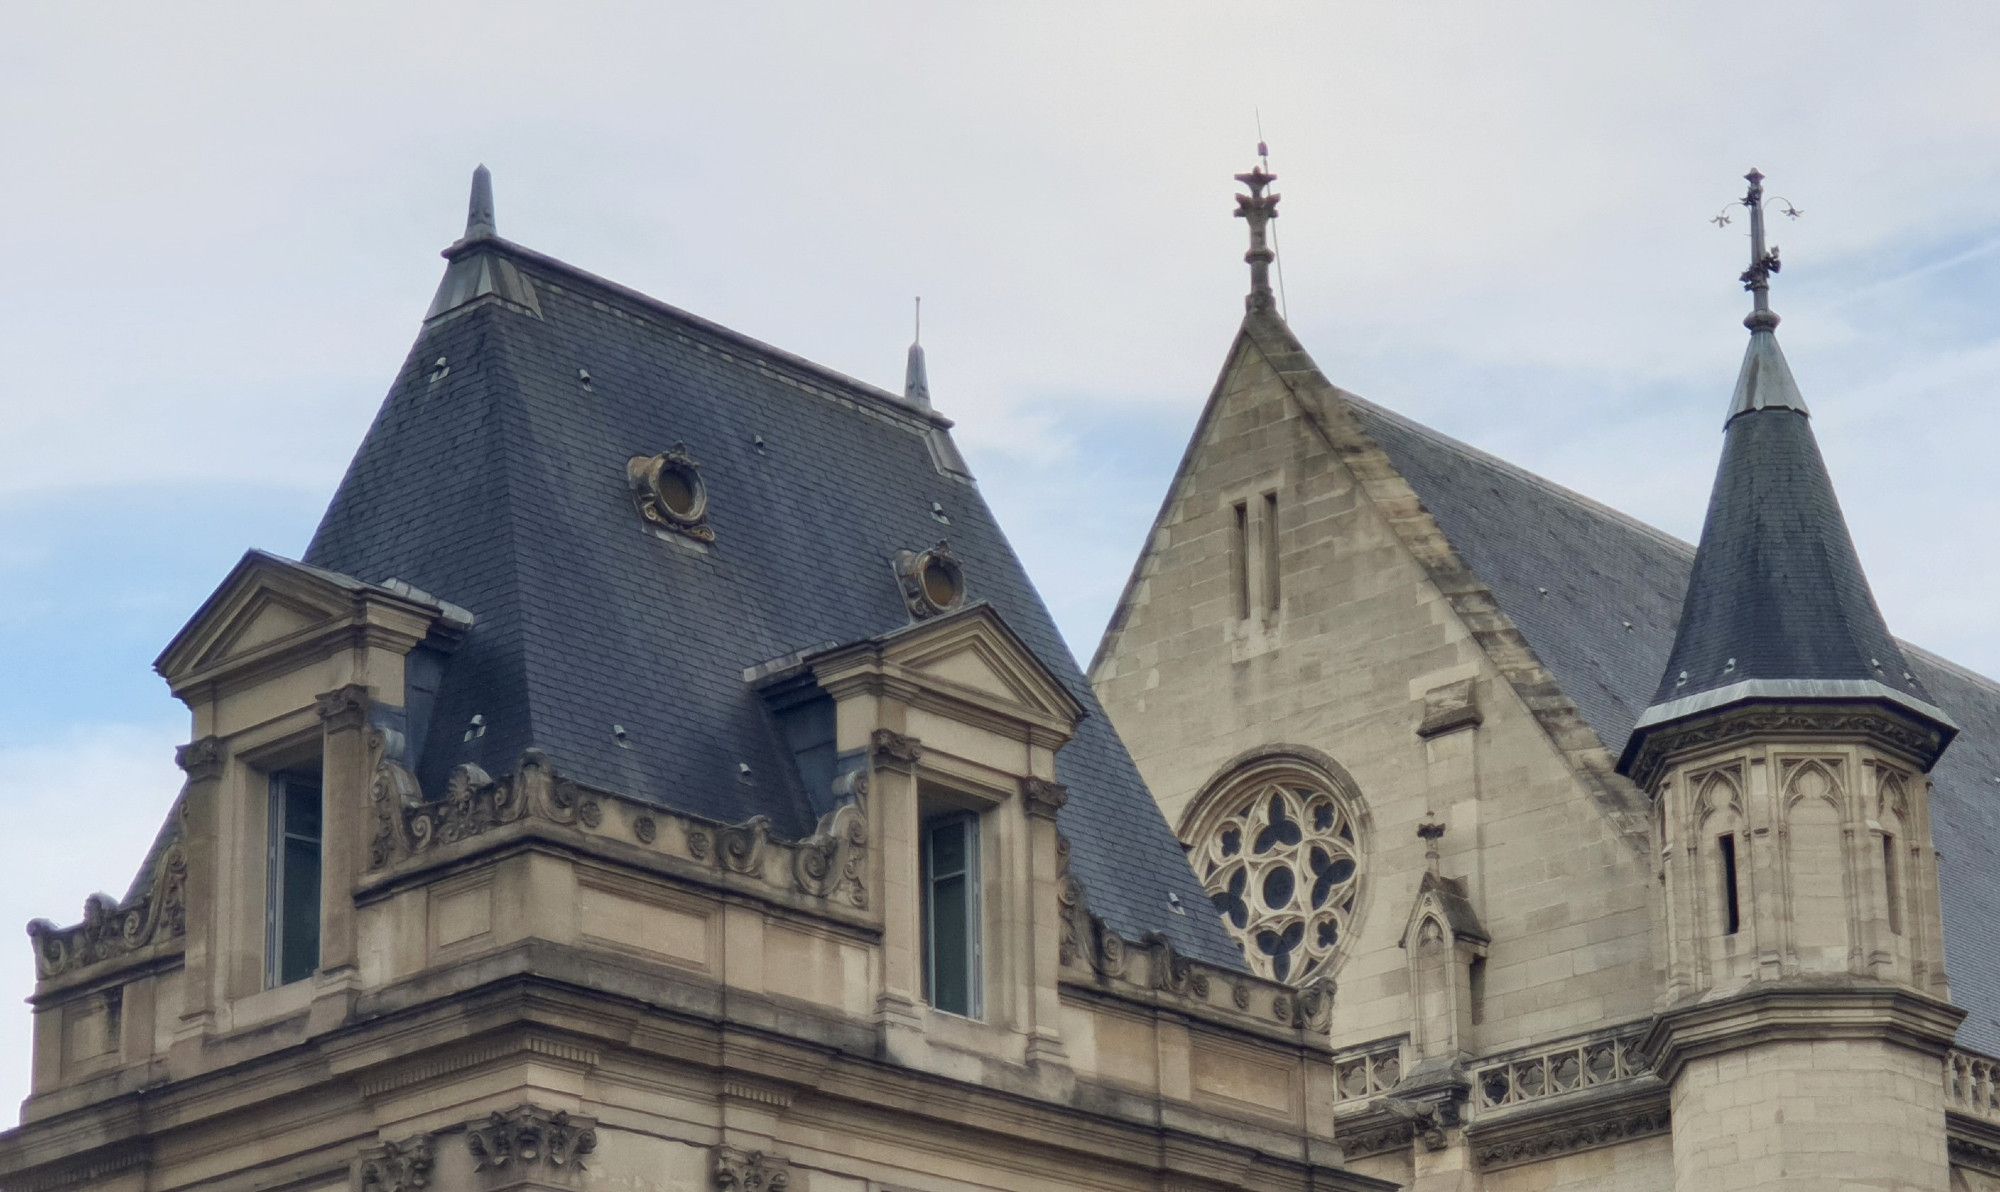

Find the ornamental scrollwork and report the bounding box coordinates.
[792,786,868,908]
[465,1105,597,1173]
[369,744,604,869]
[1143,932,1209,999]
[358,1134,434,1192]
[870,728,922,768]
[1022,777,1069,820]
[1471,1104,1671,1169]
[28,839,188,979]
[713,1145,790,1191]
[718,816,771,875]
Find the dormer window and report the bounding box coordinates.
[895,542,966,620]
[628,444,715,543]
[266,770,323,987]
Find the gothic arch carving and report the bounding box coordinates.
[1781,757,1844,810]
[1692,768,1743,825]
[1179,746,1369,984]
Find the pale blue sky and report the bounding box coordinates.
[5,2,2000,1113]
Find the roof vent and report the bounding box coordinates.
[894,541,967,620]
[428,356,450,384]
[753,434,767,454]
[930,500,951,525]
[612,724,631,748]
[463,713,486,742]
[1723,657,1737,674]
[578,368,593,389]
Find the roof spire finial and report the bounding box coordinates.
[464,164,497,242]
[903,296,931,410]
[1234,155,1281,314]
[1716,168,1800,333]
[1417,816,1446,876]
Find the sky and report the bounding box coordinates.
[4,2,2000,1116]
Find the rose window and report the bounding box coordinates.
[1187,771,1361,984]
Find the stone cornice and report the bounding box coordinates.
[1622,699,1951,790]
[1950,1109,2000,1176]
[1641,981,1964,1083]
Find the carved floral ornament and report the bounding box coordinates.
[713,1145,790,1191]
[466,1105,598,1173]
[628,443,714,543]
[1182,757,1365,984]
[358,1135,434,1192]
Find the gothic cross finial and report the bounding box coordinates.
[1723,167,1800,333]
[1234,162,1281,314]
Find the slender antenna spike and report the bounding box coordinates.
[914,295,921,344]
[904,297,931,409]
[465,164,497,241]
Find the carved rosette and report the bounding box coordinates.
[27,839,188,979]
[712,1146,790,1191]
[1022,777,1069,821]
[175,735,224,782]
[465,1106,598,1174]
[358,1134,435,1192]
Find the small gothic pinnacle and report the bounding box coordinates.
[464,164,497,242]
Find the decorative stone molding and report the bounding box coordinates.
[1623,702,1948,791]
[1331,1038,1405,1104]
[358,1133,435,1192]
[465,1106,597,1174]
[1,1145,149,1192]
[1336,1117,1414,1161]
[27,838,187,979]
[1144,933,1210,998]
[712,1145,790,1191]
[316,682,372,731]
[893,540,966,619]
[628,444,714,543]
[791,791,868,908]
[870,727,922,769]
[1949,1109,2000,1177]
[1641,982,1963,1083]
[1466,1080,1671,1170]
[1022,776,1068,820]
[717,816,771,875]
[1474,1025,1648,1109]
[368,744,602,868]
[174,735,224,781]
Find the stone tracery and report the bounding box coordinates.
[1184,759,1363,984]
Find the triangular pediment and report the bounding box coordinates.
[155,550,454,695]
[881,604,1086,728]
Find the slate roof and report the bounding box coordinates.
[303,210,1241,969]
[1342,394,2000,1052]
[1640,326,1934,718]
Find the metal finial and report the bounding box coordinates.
[465,164,497,241]
[1720,167,1800,333]
[1234,163,1281,313]
[904,296,931,410]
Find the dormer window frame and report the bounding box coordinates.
[264,767,324,989]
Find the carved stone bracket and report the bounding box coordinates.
[1022,777,1069,821]
[316,683,373,732]
[792,789,869,908]
[358,1133,435,1192]
[27,839,187,980]
[712,1145,790,1191]
[465,1105,598,1174]
[870,728,922,770]
[174,736,224,782]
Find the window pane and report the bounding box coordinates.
[281,836,321,984]
[930,873,970,1015]
[928,818,967,877]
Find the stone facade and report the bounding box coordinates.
[1091,302,1988,1188]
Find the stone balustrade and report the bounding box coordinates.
[1329,1037,1405,1104]
[1473,1026,1649,1110]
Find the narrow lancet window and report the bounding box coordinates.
[1232,500,1251,619]
[1717,833,1741,937]
[267,771,324,987]
[1883,834,1903,936]
[1261,491,1280,615]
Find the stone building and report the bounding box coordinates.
[5,159,2000,1192]
[0,171,1384,1192]
[1091,166,2000,1189]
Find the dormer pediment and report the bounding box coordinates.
[1399,870,1489,951]
[155,550,470,699]
[808,604,1085,747]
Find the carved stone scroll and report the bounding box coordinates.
[27,840,188,980]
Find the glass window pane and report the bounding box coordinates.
[922,813,979,1018]
[930,874,970,1015]
[281,836,321,984]
[270,775,324,987]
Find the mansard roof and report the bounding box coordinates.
[302,188,1241,969]
[1340,383,2000,1053]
